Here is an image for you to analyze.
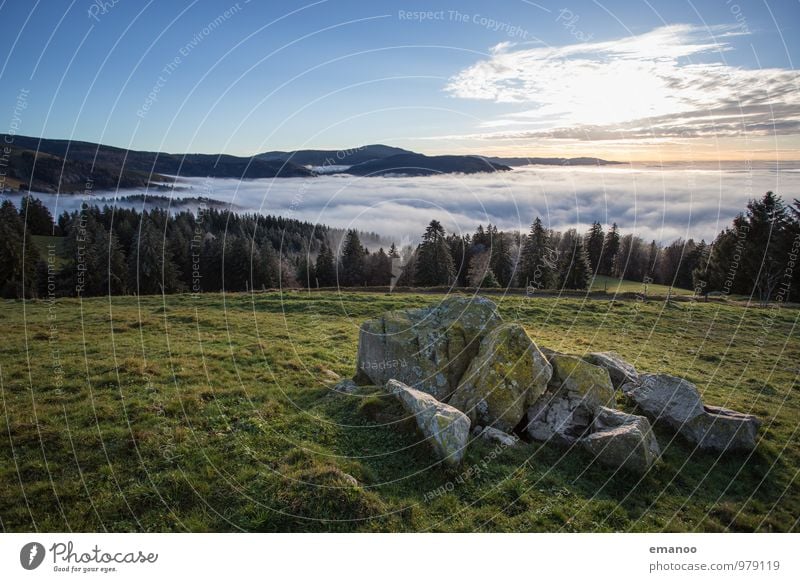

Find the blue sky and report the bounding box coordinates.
[1,0,798,160]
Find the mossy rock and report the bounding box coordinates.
[354,296,502,399]
[386,379,471,467]
[449,323,552,432]
[550,354,615,410]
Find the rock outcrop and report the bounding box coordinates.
[385,379,471,466]
[449,323,552,433]
[524,354,615,444]
[355,296,502,400]
[587,352,639,389]
[350,297,761,472]
[550,354,616,409]
[623,374,760,452]
[580,407,661,473]
[689,406,761,452]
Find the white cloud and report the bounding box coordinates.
[18,164,796,246]
[445,24,800,140]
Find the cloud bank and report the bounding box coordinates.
[444,24,800,143]
[18,164,793,246]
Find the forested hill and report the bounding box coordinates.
[257,144,412,166]
[0,134,314,193]
[344,153,510,176]
[2,135,514,193]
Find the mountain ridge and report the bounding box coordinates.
[256,144,413,167]
[482,156,622,167]
[344,153,511,176]
[1,134,620,194]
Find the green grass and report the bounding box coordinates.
[0,290,798,532]
[590,275,694,296]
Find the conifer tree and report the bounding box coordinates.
[0,200,39,298]
[446,233,469,287]
[518,217,555,289]
[741,191,792,305]
[600,223,620,276]
[315,240,336,286]
[415,220,455,286]
[490,230,514,286]
[19,195,55,235]
[340,229,366,286]
[558,229,591,289]
[585,221,605,273]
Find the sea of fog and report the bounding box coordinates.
[6,162,800,245]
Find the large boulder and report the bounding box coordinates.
[355,296,502,400]
[623,374,702,426]
[580,407,661,474]
[448,323,553,432]
[524,355,615,444]
[623,374,760,452]
[685,405,761,452]
[586,351,639,389]
[385,379,471,466]
[550,354,616,409]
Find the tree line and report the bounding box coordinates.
[0,199,328,297]
[1,191,798,303]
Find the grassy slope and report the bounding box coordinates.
[590,275,694,296]
[0,291,797,532]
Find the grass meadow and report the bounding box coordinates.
[0,290,798,532]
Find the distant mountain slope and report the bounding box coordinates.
[256,144,413,167]
[2,144,159,193]
[344,153,511,176]
[2,135,314,193]
[1,134,622,194]
[484,156,621,166]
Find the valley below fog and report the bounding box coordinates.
[6,162,800,244]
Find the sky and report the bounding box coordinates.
[1,0,799,161]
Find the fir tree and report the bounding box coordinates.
[690,239,710,296]
[446,233,469,287]
[600,223,620,276]
[472,224,490,250]
[490,230,514,287]
[518,217,555,289]
[340,229,366,286]
[585,221,604,273]
[93,221,127,295]
[0,200,39,298]
[558,229,591,289]
[315,240,336,287]
[296,253,316,289]
[741,191,792,305]
[365,247,393,286]
[415,220,455,286]
[128,214,182,295]
[20,195,55,235]
[646,239,660,282]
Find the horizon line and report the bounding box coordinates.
[3,131,800,165]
